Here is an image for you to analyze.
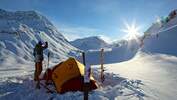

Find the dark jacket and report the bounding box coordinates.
[33,42,48,62]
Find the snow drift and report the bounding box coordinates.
[142,13,177,56]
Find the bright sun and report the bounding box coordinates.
[122,20,141,40]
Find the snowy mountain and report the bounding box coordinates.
[70,36,109,51]
[85,38,140,65]
[0,9,77,69]
[142,13,177,56]
[71,36,140,64]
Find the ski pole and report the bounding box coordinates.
[47,52,50,68]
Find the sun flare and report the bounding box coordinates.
[122,20,141,40]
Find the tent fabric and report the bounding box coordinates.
[60,76,97,93]
[52,57,98,93]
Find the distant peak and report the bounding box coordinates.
[0,9,6,12]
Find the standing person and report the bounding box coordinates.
[33,41,48,89]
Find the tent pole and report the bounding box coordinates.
[100,48,104,83]
[82,52,89,100]
[82,52,86,66]
[47,52,50,68]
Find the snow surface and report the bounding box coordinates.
[0,62,146,100]
[94,51,177,100]
[1,51,177,100]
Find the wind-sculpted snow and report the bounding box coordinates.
[143,16,177,56]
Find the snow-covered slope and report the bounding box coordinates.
[0,9,77,69]
[73,39,139,65]
[1,51,177,100]
[94,51,177,100]
[70,36,109,51]
[142,14,177,56]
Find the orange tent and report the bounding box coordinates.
[44,57,98,93]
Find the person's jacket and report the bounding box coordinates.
[33,42,48,62]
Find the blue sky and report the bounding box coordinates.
[0,0,177,42]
